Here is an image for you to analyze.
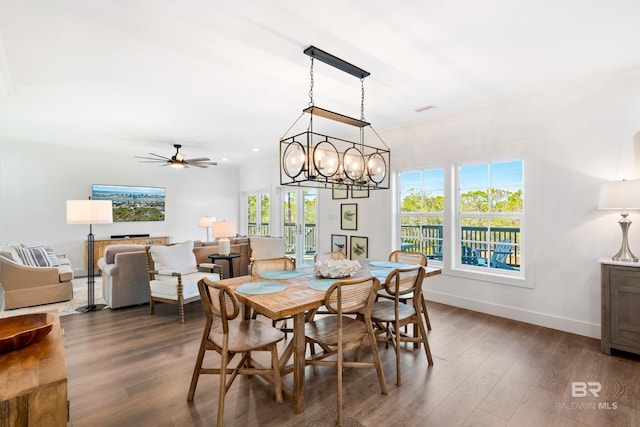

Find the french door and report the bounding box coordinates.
[280,188,317,266]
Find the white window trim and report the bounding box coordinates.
[397,155,534,289]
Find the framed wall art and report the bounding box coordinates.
[350,236,368,260]
[340,203,357,230]
[351,185,369,199]
[332,183,348,199]
[331,234,348,256]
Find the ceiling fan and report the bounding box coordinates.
[135,144,217,168]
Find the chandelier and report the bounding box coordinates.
[279,46,390,190]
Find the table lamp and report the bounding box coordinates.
[213,220,236,256]
[598,179,640,262]
[66,198,113,311]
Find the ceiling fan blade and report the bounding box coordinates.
[188,163,208,168]
[135,156,169,161]
[183,157,210,162]
[147,152,171,160]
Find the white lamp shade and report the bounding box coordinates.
[199,216,216,228]
[598,180,640,209]
[66,200,113,224]
[212,221,236,238]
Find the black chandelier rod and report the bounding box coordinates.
[303,46,370,79]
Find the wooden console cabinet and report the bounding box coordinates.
[87,236,170,271]
[0,312,68,426]
[600,260,640,356]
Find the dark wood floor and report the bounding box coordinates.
[61,301,640,427]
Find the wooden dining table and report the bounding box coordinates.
[216,260,442,413]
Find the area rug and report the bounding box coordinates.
[0,277,107,318]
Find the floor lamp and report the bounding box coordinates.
[198,216,216,241]
[66,199,113,312]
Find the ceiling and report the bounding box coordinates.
[2,0,640,165]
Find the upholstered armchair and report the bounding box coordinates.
[145,240,222,323]
[98,244,149,309]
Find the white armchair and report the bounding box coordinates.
[145,240,221,323]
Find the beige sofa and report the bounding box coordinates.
[98,238,251,309]
[0,244,74,310]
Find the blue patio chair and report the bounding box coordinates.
[461,245,479,265]
[478,239,516,270]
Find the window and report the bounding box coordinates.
[399,169,444,260]
[457,160,523,273]
[399,159,526,282]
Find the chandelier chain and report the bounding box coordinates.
[309,57,314,107]
[360,78,365,121]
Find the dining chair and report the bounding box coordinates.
[187,277,285,426]
[250,256,296,275]
[365,265,433,386]
[313,251,347,262]
[378,250,432,330]
[250,257,296,334]
[304,275,388,426]
[310,250,348,320]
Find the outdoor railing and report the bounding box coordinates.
[400,225,520,268]
[248,223,518,268]
[248,223,317,256]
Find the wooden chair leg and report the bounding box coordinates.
[149,298,155,315]
[178,301,185,324]
[187,334,208,401]
[270,345,283,403]
[394,320,402,386]
[415,315,433,365]
[367,322,388,395]
[217,351,228,427]
[337,342,343,426]
[421,297,431,330]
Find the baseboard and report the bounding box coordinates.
[423,289,601,339]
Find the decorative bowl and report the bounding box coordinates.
[0,312,54,354]
[314,259,361,279]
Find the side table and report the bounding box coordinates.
[208,253,241,278]
[600,258,640,356]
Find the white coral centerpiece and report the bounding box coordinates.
[314,259,361,278]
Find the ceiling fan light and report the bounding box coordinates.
[171,161,185,169]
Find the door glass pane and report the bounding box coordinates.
[247,195,257,235]
[260,194,270,235]
[302,189,317,265]
[282,191,297,257]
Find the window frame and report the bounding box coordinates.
[453,159,524,280]
[397,156,533,289]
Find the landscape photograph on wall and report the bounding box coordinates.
[92,184,165,222]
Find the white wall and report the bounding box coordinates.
[8,68,638,338]
[239,69,640,339]
[0,140,240,275]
